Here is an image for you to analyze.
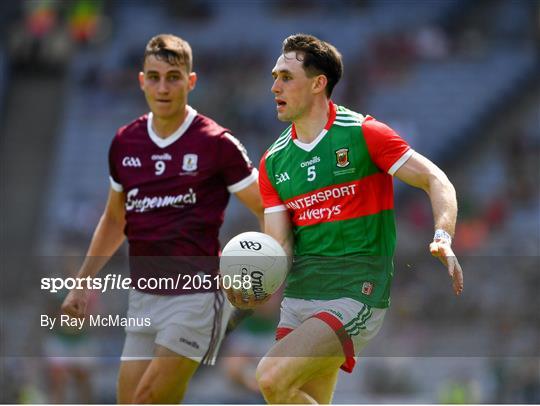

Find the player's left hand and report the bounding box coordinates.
[225,288,270,309]
[429,240,463,296]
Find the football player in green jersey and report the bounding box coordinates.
[230,33,463,404]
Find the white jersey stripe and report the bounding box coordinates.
[227,169,259,193]
[334,121,363,127]
[388,149,414,176]
[110,176,123,192]
[271,128,292,148]
[335,114,365,122]
[267,134,292,156]
[223,132,252,166]
[276,127,292,140]
[336,112,365,118]
[264,205,288,213]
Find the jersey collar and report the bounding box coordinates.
[291,100,336,152]
[147,105,197,148]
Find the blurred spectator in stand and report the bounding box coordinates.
[7,0,71,73]
[505,127,537,203]
[369,31,416,83]
[7,0,110,74]
[413,25,450,62]
[438,376,480,404]
[67,0,103,45]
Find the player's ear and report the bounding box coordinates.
[312,74,327,95]
[188,72,197,92]
[138,71,145,90]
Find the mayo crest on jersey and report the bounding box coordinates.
[109,106,257,294]
[259,102,413,307]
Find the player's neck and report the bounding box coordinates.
[293,98,330,144]
[151,107,189,139]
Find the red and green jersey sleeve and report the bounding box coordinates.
[259,152,287,212]
[361,116,413,175]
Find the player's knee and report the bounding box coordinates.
[132,383,153,404]
[132,381,171,404]
[132,381,186,404]
[256,358,291,403]
[117,376,135,404]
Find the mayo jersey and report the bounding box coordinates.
[109,106,257,294]
[259,102,413,307]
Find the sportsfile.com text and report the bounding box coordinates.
[41,274,252,293]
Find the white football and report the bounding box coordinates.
[220,232,289,300]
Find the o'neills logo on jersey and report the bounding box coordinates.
[125,188,197,212]
[151,153,172,161]
[300,156,321,168]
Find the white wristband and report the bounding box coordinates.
[434,229,452,245]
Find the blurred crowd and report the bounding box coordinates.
[1,0,538,403]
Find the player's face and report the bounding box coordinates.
[271,52,318,122]
[139,55,197,121]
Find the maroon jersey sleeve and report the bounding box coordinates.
[218,132,257,193]
[259,153,286,211]
[362,116,414,175]
[108,133,123,191]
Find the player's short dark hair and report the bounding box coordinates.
[282,34,343,97]
[143,34,192,72]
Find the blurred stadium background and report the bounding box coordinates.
[1,0,539,403]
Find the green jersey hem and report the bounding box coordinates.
[283,290,390,309]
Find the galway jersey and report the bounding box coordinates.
[109,106,257,294]
[259,102,413,308]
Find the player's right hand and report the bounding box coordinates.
[61,288,89,318]
[429,240,464,296]
[225,288,270,310]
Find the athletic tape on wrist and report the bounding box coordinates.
[434,229,452,245]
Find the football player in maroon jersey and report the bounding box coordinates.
[61,34,264,403]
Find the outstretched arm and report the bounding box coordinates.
[61,187,126,317]
[394,152,463,295]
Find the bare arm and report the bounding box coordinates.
[394,152,463,295]
[264,210,294,259]
[77,187,126,278]
[61,187,126,317]
[394,152,457,235]
[234,180,265,231]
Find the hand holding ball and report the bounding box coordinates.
[220,232,289,306]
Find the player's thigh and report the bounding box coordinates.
[257,317,344,391]
[300,368,340,404]
[117,359,151,404]
[118,329,156,403]
[132,345,199,404]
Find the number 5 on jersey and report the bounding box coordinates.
[307,165,316,182]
